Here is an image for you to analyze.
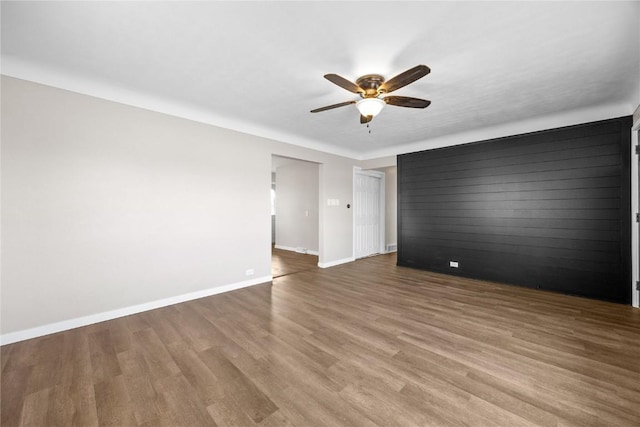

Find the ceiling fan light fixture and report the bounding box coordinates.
[356,98,385,117]
[312,66,430,122]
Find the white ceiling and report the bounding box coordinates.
[2,1,639,160]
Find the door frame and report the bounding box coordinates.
[352,167,386,259]
[632,114,639,308]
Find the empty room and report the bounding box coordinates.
[2,1,640,426]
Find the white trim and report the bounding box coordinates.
[0,275,272,346]
[379,172,387,256]
[318,257,355,269]
[352,166,358,260]
[362,102,633,160]
[4,58,635,163]
[4,59,633,163]
[274,244,319,256]
[1,58,361,160]
[632,115,640,308]
[355,169,385,179]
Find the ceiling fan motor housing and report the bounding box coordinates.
[356,74,386,98]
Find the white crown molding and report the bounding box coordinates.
[3,56,634,163]
[0,275,272,346]
[361,101,634,160]
[1,56,362,160]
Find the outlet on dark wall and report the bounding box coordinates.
[397,116,632,304]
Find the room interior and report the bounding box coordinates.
[271,155,320,278]
[2,1,640,426]
[271,155,320,257]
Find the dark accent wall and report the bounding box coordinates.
[398,116,632,304]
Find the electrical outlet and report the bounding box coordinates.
[449,261,459,268]
[245,269,254,276]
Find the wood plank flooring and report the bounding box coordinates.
[271,247,318,278]
[3,253,640,426]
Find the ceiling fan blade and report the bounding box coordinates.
[384,96,431,109]
[310,100,356,113]
[360,115,373,124]
[380,65,430,94]
[324,74,364,94]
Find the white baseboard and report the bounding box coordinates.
[318,257,355,269]
[0,275,272,346]
[274,244,319,256]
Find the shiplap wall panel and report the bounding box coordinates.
[398,116,632,303]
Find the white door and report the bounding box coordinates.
[354,170,384,259]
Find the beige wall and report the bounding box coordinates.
[361,156,395,170]
[1,76,358,339]
[318,161,356,266]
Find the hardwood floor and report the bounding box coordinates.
[271,247,318,278]
[3,253,640,426]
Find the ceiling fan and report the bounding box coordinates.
[310,64,431,124]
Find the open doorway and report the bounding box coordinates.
[271,155,320,278]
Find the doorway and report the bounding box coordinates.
[271,155,320,277]
[353,168,385,259]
